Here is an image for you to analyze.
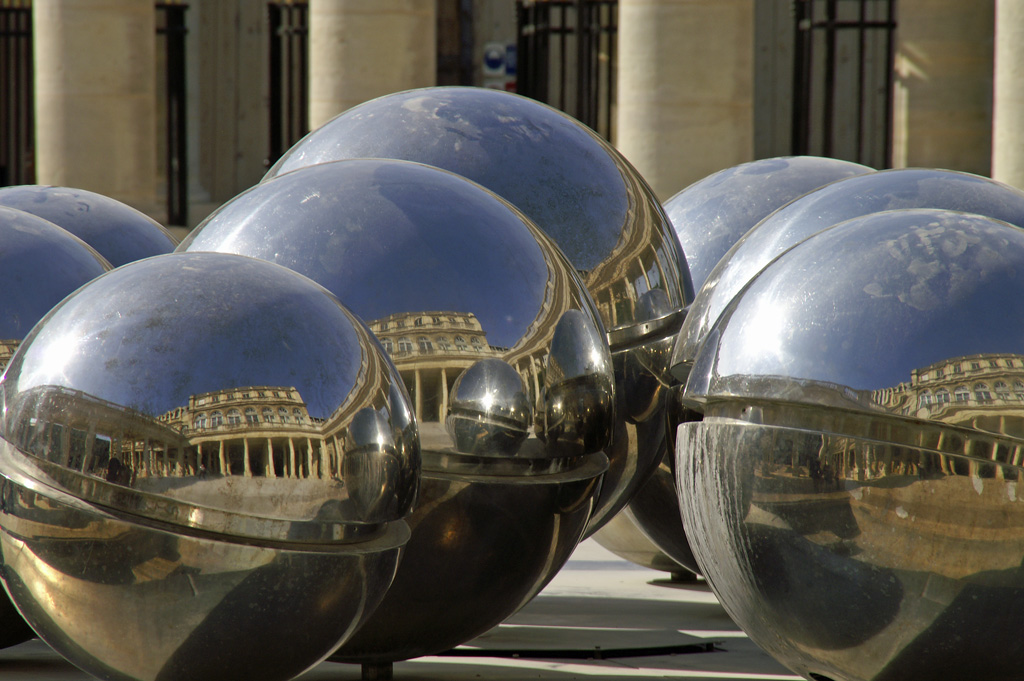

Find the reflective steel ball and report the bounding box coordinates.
[0,185,178,267]
[672,168,1024,382]
[179,158,611,664]
[0,252,416,681]
[263,86,693,534]
[597,156,873,575]
[679,208,1024,681]
[0,206,111,648]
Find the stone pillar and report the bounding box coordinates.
[33,0,158,216]
[994,0,1024,189]
[243,439,252,477]
[892,0,993,175]
[308,0,436,130]
[616,0,754,200]
[266,438,276,477]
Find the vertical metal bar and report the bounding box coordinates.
[822,0,837,157]
[297,3,308,142]
[856,0,867,162]
[285,4,295,146]
[884,0,896,168]
[606,1,616,141]
[161,3,188,226]
[791,0,810,155]
[557,2,567,110]
[1,6,10,186]
[268,2,283,165]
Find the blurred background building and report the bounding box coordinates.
[1,0,1020,236]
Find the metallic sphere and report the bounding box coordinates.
[0,252,416,681]
[0,206,111,649]
[263,86,694,534]
[179,158,611,663]
[679,208,1024,681]
[597,156,872,576]
[0,185,179,267]
[672,168,1024,383]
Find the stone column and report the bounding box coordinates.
[308,0,436,130]
[616,0,754,200]
[994,0,1024,190]
[892,0,993,175]
[33,0,158,216]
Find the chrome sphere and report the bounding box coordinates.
[0,206,111,648]
[679,208,1024,681]
[179,158,611,662]
[0,252,416,681]
[597,156,873,575]
[264,86,693,533]
[672,168,1024,382]
[0,185,178,267]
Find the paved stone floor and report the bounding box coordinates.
[0,539,800,681]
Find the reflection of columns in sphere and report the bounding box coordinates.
[0,252,417,681]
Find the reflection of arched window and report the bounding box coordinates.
[471,336,482,346]
[974,383,992,403]
[996,381,1011,400]
[935,388,951,405]
[382,339,393,354]
[263,408,274,423]
[194,413,207,430]
[210,411,223,427]
[454,335,468,350]
[414,317,423,327]
[918,392,933,410]
[397,337,413,353]
[953,386,970,403]
[418,336,433,352]
[437,336,451,350]
[279,407,289,423]
[1015,381,1024,400]
[293,408,304,424]
[227,409,241,425]
[245,407,258,424]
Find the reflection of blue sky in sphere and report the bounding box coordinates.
[0,206,110,341]
[182,159,549,349]
[266,87,628,274]
[664,156,871,290]
[8,253,363,420]
[712,210,1024,394]
[686,168,1024,362]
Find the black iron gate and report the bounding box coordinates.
[0,0,33,187]
[792,0,897,168]
[267,0,308,167]
[516,0,617,142]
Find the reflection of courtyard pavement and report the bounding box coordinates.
[0,539,800,681]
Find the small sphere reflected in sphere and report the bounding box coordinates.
[180,157,611,663]
[263,86,694,534]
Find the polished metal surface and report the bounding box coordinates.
[664,156,873,289]
[0,185,178,267]
[597,156,872,575]
[673,168,1024,383]
[0,206,111,371]
[261,87,694,534]
[0,206,111,650]
[179,157,611,662]
[0,251,416,680]
[678,208,1024,681]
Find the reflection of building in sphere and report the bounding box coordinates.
[0,340,18,370]
[159,386,325,479]
[370,311,500,424]
[582,152,683,332]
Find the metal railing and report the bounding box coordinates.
[792,0,897,168]
[267,0,308,167]
[0,0,33,187]
[516,0,617,142]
